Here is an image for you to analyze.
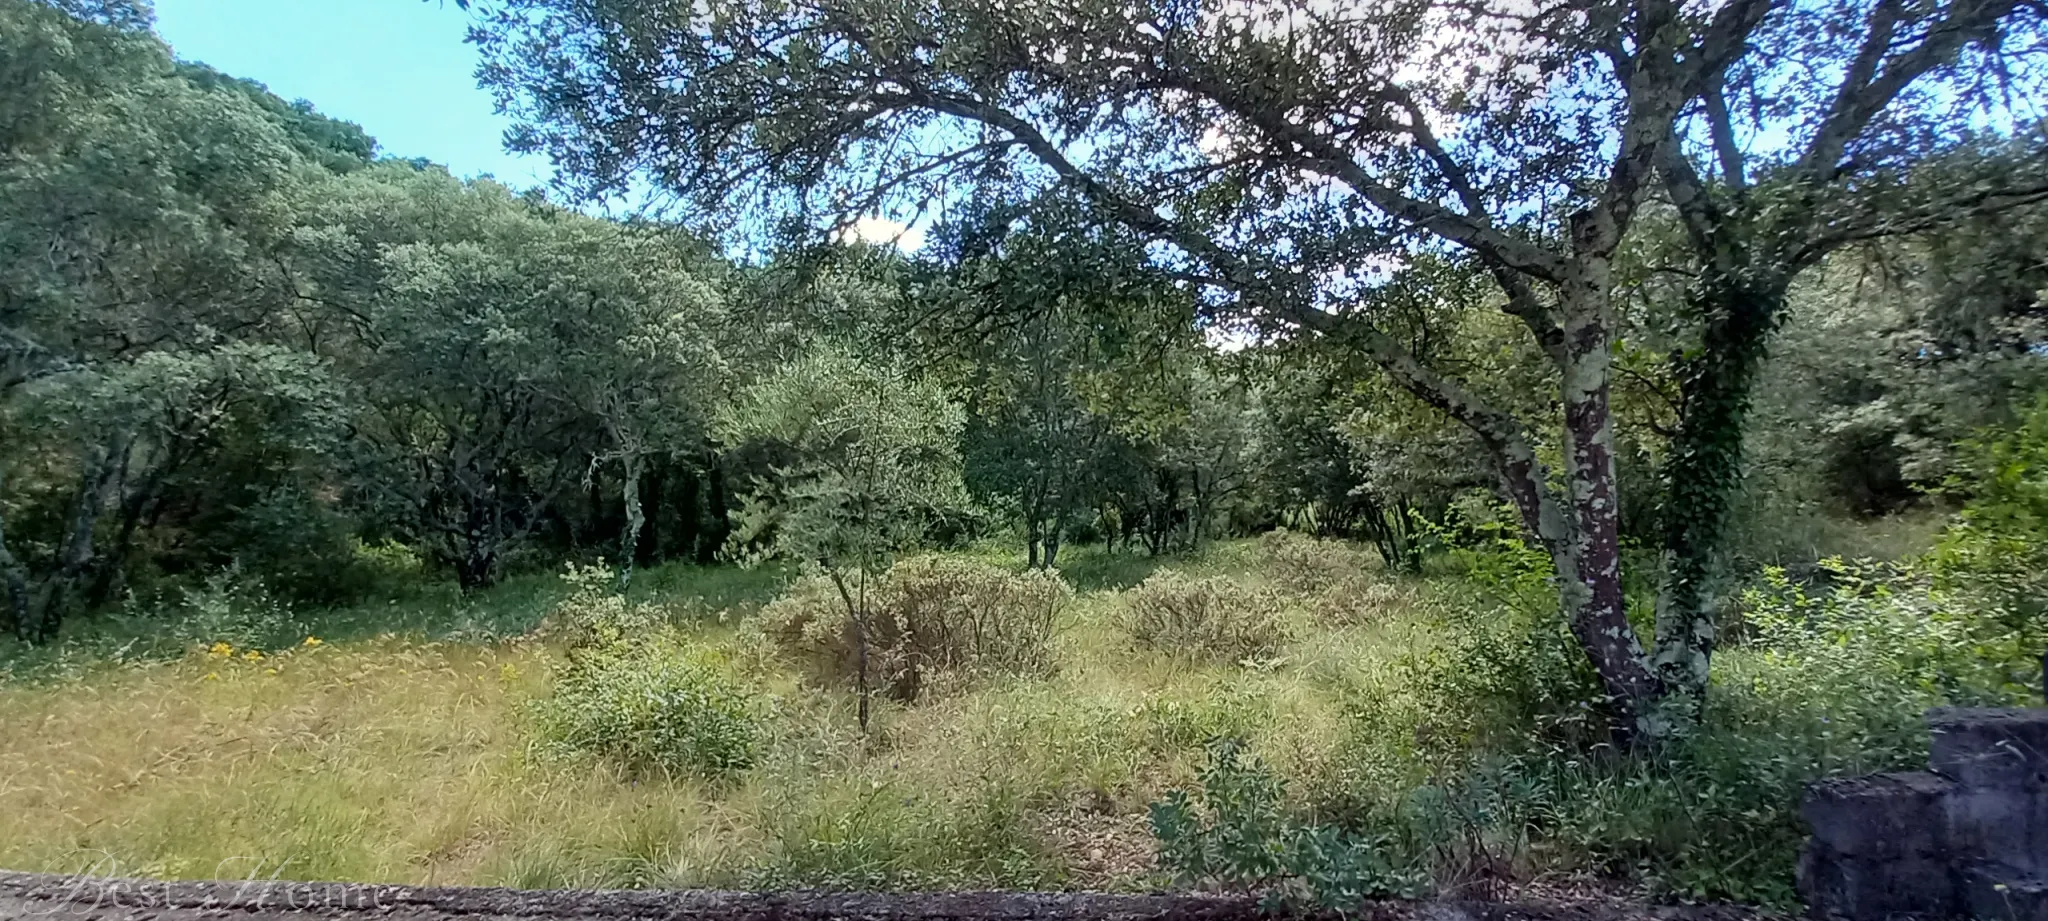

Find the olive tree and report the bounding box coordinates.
[719,346,968,729]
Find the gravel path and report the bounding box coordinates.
[0,871,1766,921]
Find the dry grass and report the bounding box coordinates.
[0,542,1429,891]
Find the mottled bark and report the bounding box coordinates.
[699,452,729,563]
[616,451,645,591]
[1354,301,1661,737]
[455,546,499,592]
[676,460,703,559]
[636,455,666,567]
[1554,255,1662,738]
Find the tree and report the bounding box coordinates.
[0,0,333,638]
[1643,6,2048,712]
[916,198,1195,566]
[474,0,2046,741]
[292,164,726,590]
[719,347,968,729]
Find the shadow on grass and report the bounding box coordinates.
[1053,545,1177,592]
[0,558,796,684]
[627,560,792,615]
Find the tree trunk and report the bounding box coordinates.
[676,461,702,561]
[0,465,31,642]
[456,545,498,592]
[1649,278,1785,724]
[30,434,128,642]
[637,455,666,567]
[699,452,728,564]
[88,448,175,608]
[828,569,870,732]
[1555,265,1664,742]
[458,496,501,592]
[616,452,645,592]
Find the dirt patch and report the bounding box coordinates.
[1032,806,1159,887]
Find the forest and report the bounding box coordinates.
[3,0,2048,909]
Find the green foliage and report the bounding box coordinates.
[154,569,314,655]
[297,162,727,590]
[1932,395,2048,636]
[1152,739,1423,910]
[1477,556,2041,904]
[756,556,1070,701]
[1122,571,1289,664]
[1743,559,2041,709]
[721,347,968,575]
[1320,545,2043,906]
[531,566,761,780]
[744,781,1053,891]
[0,567,312,682]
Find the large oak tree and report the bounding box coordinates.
[459,0,2044,737]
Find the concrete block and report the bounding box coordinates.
[1799,842,1958,920]
[1947,789,2048,877]
[1805,771,1958,857]
[1962,865,2048,921]
[1930,708,2048,791]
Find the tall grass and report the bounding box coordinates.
[2,535,2034,906]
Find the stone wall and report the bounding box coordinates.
[1799,708,2048,921]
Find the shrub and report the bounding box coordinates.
[1309,577,1423,628]
[756,556,1070,701]
[1331,552,2045,907]
[1931,395,2048,639]
[160,568,311,654]
[531,567,761,780]
[1151,738,1423,910]
[1259,529,1373,596]
[1123,571,1289,663]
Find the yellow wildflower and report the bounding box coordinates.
[242,649,264,662]
[208,642,233,658]
[302,636,323,648]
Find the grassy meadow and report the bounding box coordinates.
[0,534,2038,905]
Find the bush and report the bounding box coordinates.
[756,556,1070,702]
[1123,571,1289,663]
[1326,549,2045,907]
[1309,577,1423,628]
[1151,738,1423,910]
[1931,395,2048,638]
[1259,529,1373,596]
[531,566,761,780]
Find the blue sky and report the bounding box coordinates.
[151,0,549,188]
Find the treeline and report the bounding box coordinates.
[3,0,2043,644]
